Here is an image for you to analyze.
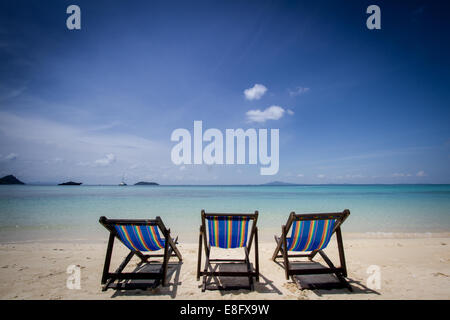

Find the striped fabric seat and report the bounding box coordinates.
[286,219,336,252]
[207,216,250,248]
[114,224,165,252]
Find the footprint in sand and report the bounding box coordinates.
[432,272,448,277]
[283,282,298,294]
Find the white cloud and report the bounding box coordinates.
[95,153,116,166]
[297,174,304,177]
[244,84,267,100]
[44,157,64,165]
[246,105,285,123]
[317,174,325,178]
[335,174,365,179]
[392,172,412,177]
[4,153,18,161]
[289,86,310,97]
[287,109,294,115]
[0,112,170,183]
[0,86,27,102]
[416,170,427,177]
[76,161,91,167]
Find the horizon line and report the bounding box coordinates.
[11,183,450,187]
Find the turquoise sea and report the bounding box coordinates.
[0,185,449,243]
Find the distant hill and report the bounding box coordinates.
[261,181,298,186]
[134,181,159,186]
[0,175,25,185]
[58,181,82,186]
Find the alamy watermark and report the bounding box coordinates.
[66,5,380,31]
[366,5,381,30]
[170,121,279,175]
[66,5,81,30]
[66,264,81,290]
[366,265,381,290]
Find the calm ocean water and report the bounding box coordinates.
[0,185,449,243]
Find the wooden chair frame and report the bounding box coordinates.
[99,216,182,291]
[197,210,259,291]
[272,209,352,291]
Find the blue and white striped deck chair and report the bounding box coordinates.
[272,210,352,291]
[197,210,259,291]
[99,216,182,291]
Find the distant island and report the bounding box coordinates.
[261,181,298,186]
[58,181,82,186]
[134,181,159,186]
[0,175,25,185]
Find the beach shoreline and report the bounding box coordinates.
[1,235,449,300]
[1,231,450,245]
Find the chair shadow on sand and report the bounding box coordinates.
[110,259,183,298]
[274,259,380,296]
[199,262,283,296]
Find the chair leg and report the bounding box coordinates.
[135,250,148,263]
[272,235,282,261]
[281,249,290,280]
[197,227,202,280]
[336,227,348,277]
[281,227,290,280]
[101,233,115,285]
[308,250,318,260]
[202,254,210,292]
[254,227,259,282]
[336,273,352,291]
[169,236,183,261]
[103,250,135,291]
[245,248,254,291]
[161,235,171,287]
[318,250,335,269]
[201,226,210,292]
[318,250,352,291]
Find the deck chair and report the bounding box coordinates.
[272,210,351,291]
[99,216,182,291]
[197,210,259,291]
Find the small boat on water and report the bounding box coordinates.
[119,175,127,186]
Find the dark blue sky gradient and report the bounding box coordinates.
[0,1,449,184]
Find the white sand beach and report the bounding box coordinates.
[1,234,449,300]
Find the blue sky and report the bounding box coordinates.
[0,0,449,184]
